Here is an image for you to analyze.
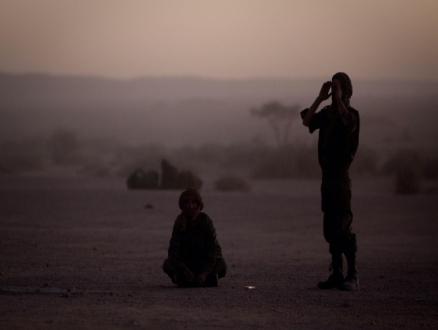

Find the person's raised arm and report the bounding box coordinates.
[302,81,332,127]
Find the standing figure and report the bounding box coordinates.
[163,188,227,287]
[301,72,360,291]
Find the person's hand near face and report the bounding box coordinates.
[318,81,332,101]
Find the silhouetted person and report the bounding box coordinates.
[163,188,227,287]
[301,72,360,291]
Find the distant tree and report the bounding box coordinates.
[250,101,300,147]
[381,149,422,195]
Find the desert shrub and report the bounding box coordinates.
[215,175,251,192]
[381,149,422,194]
[124,159,202,190]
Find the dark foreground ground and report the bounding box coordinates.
[1,175,437,329]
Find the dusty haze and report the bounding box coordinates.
[1,0,438,182]
[1,73,437,186]
[1,73,437,146]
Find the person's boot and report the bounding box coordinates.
[338,253,359,291]
[317,254,344,289]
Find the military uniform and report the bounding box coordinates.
[301,103,360,289]
[163,212,227,287]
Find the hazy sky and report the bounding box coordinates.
[1,0,437,81]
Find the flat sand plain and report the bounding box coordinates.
[1,175,437,329]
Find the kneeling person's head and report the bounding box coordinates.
[179,188,204,218]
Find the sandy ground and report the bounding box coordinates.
[1,175,438,329]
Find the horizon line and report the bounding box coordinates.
[1,70,437,84]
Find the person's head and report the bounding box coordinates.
[179,188,204,219]
[332,72,353,106]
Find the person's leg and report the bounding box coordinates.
[338,232,359,291]
[337,181,359,291]
[319,174,356,289]
[320,173,359,290]
[318,213,344,289]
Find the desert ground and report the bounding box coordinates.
[1,174,437,329]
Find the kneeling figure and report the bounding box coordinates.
[163,188,227,287]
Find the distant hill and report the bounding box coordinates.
[1,72,437,106]
[0,72,315,107]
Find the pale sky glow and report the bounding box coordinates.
[1,0,437,81]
